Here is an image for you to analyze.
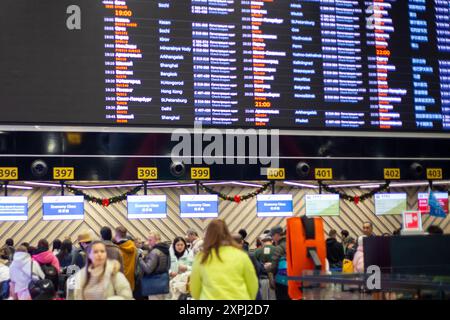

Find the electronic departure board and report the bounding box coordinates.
[1,0,450,132]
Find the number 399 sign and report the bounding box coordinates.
[402,211,423,233]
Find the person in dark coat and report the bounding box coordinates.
[100,226,124,273]
[326,229,344,270]
[238,229,250,252]
[233,234,267,300]
[267,226,289,300]
[138,231,171,300]
[56,239,74,270]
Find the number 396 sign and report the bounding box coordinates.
[0,167,18,180]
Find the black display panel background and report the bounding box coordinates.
[0,0,106,123]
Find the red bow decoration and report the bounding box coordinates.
[354,196,360,205]
[234,195,241,203]
[102,199,110,207]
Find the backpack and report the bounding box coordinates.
[342,259,354,273]
[40,263,59,292]
[275,256,288,286]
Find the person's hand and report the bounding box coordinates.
[178,264,188,273]
[170,271,178,278]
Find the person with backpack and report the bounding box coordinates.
[9,246,45,300]
[56,239,80,297]
[138,231,171,300]
[32,239,61,291]
[266,226,289,300]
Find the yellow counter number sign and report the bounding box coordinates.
[427,168,443,180]
[267,168,285,180]
[315,168,333,180]
[137,167,158,180]
[53,167,74,180]
[384,168,400,180]
[191,167,210,180]
[0,167,18,180]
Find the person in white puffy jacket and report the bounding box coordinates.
[169,237,193,300]
[169,237,193,278]
[70,241,133,300]
[0,249,10,299]
[9,246,45,300]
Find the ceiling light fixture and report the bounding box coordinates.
[283,181,319,189]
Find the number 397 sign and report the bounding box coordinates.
[402,211,423,233]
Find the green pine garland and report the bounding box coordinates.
[199,182,272,202]
[65,180,391,206]
[318,180,391,203]
[66,185,142,206]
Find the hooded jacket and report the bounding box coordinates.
[32,249,61,273]
[116,239,137,290]
[9,252,45,294]
[72,259,133,300]
[139,242,171,275]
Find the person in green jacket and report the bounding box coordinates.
[254,234,276,265]
[189,219,259,300]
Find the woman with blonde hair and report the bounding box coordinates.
[71,240,133,300]
[189,219,258,300]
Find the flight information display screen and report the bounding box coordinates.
[1,0,450,132]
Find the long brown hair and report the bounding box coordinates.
[82,240,107,296]
[200,219,240,264]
